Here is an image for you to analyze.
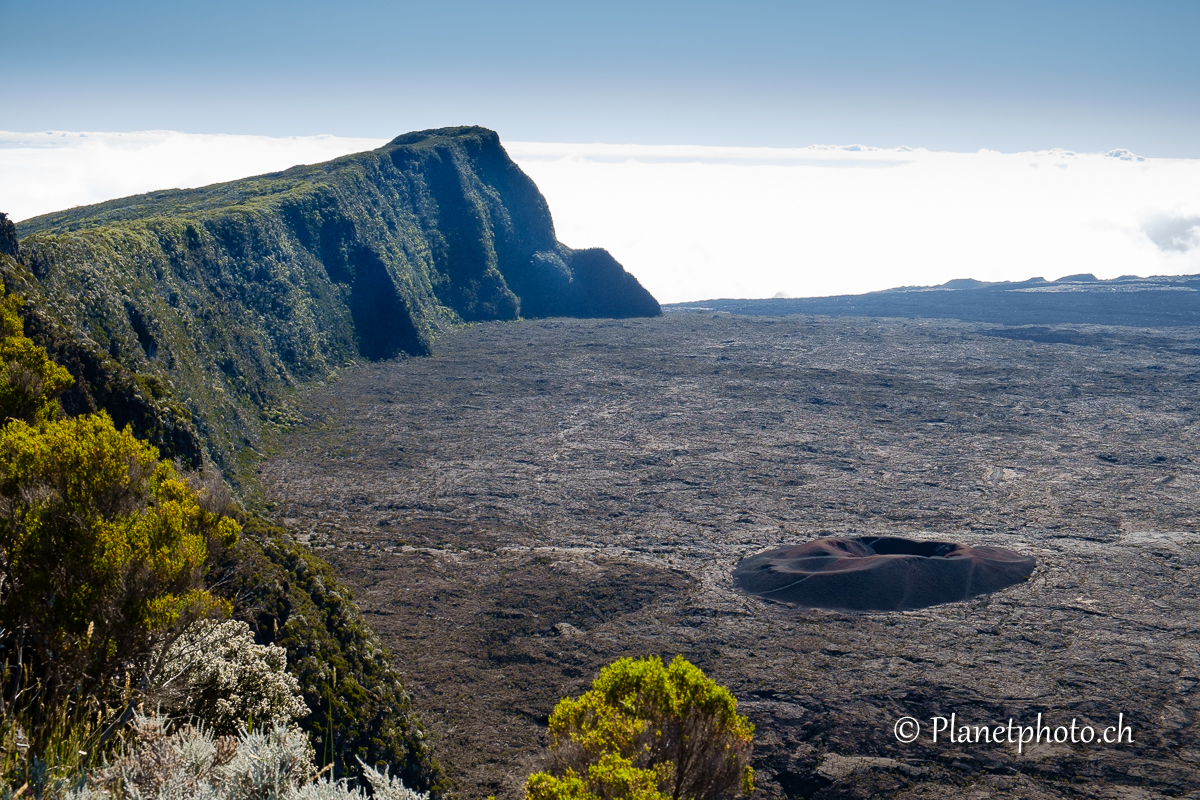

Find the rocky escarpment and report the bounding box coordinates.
[0,213,204,463]
[0,213,18,260]
[10,126,659,466]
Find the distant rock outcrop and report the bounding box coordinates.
[669,272,1200,328]
[0,213,18,260]
[8,126,660,466]
[734,536,1036,611]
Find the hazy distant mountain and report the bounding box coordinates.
[668,273,1200,328]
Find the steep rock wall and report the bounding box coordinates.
[1,213,204,463]
[11,127,659,465]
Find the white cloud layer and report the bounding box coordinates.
[3,131,1199,304]
[509,142,1200,303]
[0,130,387,220]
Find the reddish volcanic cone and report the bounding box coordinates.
[733,536,1036,611]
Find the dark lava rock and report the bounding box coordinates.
[258,314,1200,799]
[733,536,1036,611]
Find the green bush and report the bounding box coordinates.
[0,289,74,425]
[0,284,241,766]
[526,656,755,800]
[0,413,240,722]
[526,752,669,800]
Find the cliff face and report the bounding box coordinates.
[0,213,18,260]
[10,126,659,465]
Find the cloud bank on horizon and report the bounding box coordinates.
[2,130,1198,304]
[0,131,386,221]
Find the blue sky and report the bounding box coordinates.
[3,1,1199,299]
[3,0,1200,156]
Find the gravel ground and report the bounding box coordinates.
[256,313,1200,800]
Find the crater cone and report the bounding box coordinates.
[733,536,1036,612]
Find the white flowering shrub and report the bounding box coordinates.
[355,761,429,800]
[290,761,426,800]
[216,721,316,800]
[291,763,426,800]
[153,620,309,734]
[70,715,428,800]
[83,715,229,800]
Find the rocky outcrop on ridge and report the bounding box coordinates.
[0,213,18,260]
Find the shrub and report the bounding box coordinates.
[74,714,428,800]
[209,521,443,793]
[339,759,429,800]
[526,752,668,800]
[0,287,74,425]
[0,412,241,722]
[151,619,309,735]
[526,656,754,800]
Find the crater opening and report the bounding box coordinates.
[733,536,1036,612]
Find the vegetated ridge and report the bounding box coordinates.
[0,213,446,796]
[668,272,1200,328]
[0,126,660,796]
[9,126,659,468]
[0,212,203,463]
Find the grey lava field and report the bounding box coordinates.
[255,312,1200,800]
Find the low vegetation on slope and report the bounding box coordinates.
[212,517,443,792]
[0,263,443,796]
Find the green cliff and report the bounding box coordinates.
[9,126,659,467]
[1,126,660,795]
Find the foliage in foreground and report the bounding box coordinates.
[0,413,240,714]
[0,532,446,797]
[69,714,428,800]
[0,276,442,796]
[0,281,243,784]
[152,619,310,736]
[210,519,443,794]
[525,656,754,800]
[0,289,74,425]
[0,556,314,797]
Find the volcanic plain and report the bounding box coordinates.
[254,312,1200,800]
